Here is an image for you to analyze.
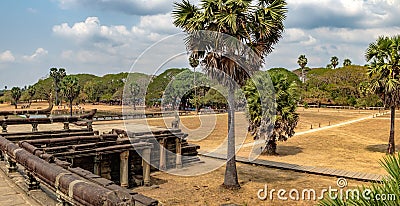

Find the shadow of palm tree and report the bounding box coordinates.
[276,146,303,156]
[365,144,387,153]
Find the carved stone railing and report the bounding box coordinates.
[1,109,97,133]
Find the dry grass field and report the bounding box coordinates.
[134,159,369,206]
[146,108,397,175]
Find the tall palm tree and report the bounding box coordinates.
[244,70,299,155]
[366,35,400,154]
[50,68,66,106]
[60,76,80,116]
[173,0,287,189]
[11,87,21,109]
[330,56,339,69]
[27,85,36,105]
[297,54,308,83]
[343,58,352,67]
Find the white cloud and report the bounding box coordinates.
[0,50,15,63]
[53,15,181,67]
[136,13,179,34]
[286,0,400,29]
[23,48,48,61]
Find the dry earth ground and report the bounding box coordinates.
[133,157,370,206]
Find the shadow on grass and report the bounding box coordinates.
[237,165,301,185]
[276,146,303,156]
[365,144,387,153]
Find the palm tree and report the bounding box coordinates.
[11,87,21,109]
[60,76,80,116]
[50,68,66,106]
[173,0,287,189]
[330,56,339,69]
[297,55,308,83]
[343,58,352,67]
[27,85,36,105]
[366,35,400,154]
[244,70,299,155]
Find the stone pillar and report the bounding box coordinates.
[159,138,166,170]
[175,138,182,169]
[87,120,93,131]
[7,157,18,173]
[93,154,101,176]
[31,123,38,132]
[120,150,129,188]
[63,122,69,130]
[142,148,151,186]
[26,172,40,190]
[2,122,7,133]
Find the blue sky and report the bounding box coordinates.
[0,0,399,88]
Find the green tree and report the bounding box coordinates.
[33,78,53,102]
[27,85,36,104]
[61,76,80,116]
[50,68,66,105]
[11,87,22,109]
[83,81,103,103]
[173,0,287,189]
[297,55,308,83]
[366,35,400,154]
[343,58,352,67]
[146,68,187,107]
[244,70,299,155]
[330,56,339,69]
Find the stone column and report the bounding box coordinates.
[159,138,166,170]
[7,156,18,173]
[63,122,69,130]
[2,122,7,133]
[175,138,182,169]
[93,154,101,176]
[26,172,40,190]
[142,148,151,186]
[119,150,129,188]
[31,123,38,132]
[87,120,93,131]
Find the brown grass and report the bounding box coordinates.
[146,108,396,175]
[134,161,369,206]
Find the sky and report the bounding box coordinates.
[0,0,399,88]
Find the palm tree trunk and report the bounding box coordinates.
[70,100,73,117]
[263,139,278,155]
[55,85,59,106]
[223,84,240,189]
[388,106,396,154]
